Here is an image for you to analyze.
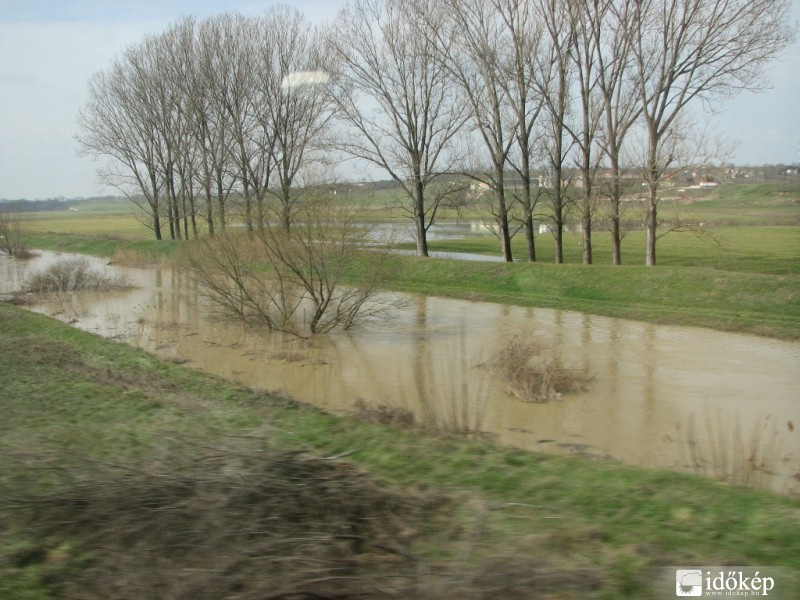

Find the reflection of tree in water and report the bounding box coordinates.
[414,317,488,435]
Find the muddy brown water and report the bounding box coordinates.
[3,251,799,494]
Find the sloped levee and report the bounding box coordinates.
[4,251,798,494]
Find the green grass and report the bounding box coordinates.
[17,184,800,340]
[23,232,180,263]
[1,303,798,598]
[25,199,151,239]
[403,226,799,274]
[21,225,800,339]
[350,248,799,339]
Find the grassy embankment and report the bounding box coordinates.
[1,303,799,598]
[20,182,800,339]
[3,183,798,595]
[381,226,799,339]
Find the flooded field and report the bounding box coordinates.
[3,251,799,494]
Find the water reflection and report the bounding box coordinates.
[3,251,799,494]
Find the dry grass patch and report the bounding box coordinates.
[679,411,796,492]
[24,258,131,293]
[492,335,593,402]
[0,441,601,599]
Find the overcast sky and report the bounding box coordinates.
[1,0,798,200]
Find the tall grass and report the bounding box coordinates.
[416,327,489,435]
[680,411,791,491]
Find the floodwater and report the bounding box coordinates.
[3,251,799,494]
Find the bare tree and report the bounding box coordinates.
[591,0,642,265]
[566,0,604,265]
[439,0,517,262]
[186,194,392,337]
[190,17,238,236]
[332,0,468,257]
[536,0,575,264]
[630,0,795,266]
[495,0,546,262]
[206,13,262,233]
[0,211,31,257]
[154,19,203,240]
[259,7,337,232]
[77,50,166,239]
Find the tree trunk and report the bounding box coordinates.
[524,209,536,262]
[610,167,621,265]
[414,173,429,257]
[645,191,657,266]
[521,165,536,262]
[581,198,592,265]
[552,169,564,264]
[495,164,513,263]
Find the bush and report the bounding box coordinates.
[0,211,34,258]
[492,335,593,402]
[184,196,395,338]
[25,259,131,293]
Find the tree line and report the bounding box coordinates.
[76,0,794,265]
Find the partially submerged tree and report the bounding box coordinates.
[185,195,392,338]
[0,211,31,258]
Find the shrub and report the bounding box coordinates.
[184,197,395,338]
[492,335,593,402]
[25,259,131,293]
[0,211,34,258]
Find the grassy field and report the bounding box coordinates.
[3,182,798,596]
[353,249,799,339]
[21,227,800,339]
[1,303,798,599]
[406,225,799,274]
[23,198,151,239]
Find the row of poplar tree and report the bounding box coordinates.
[77,0,794,265]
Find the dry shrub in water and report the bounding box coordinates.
[25,258,131,293]
[492,335,593,402]
[184,197,395,338]
[680,411,792,491]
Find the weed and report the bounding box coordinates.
[110,246,160,267]
[679,411,794,492]
[24,259,131,293]
[491,334,593,402]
